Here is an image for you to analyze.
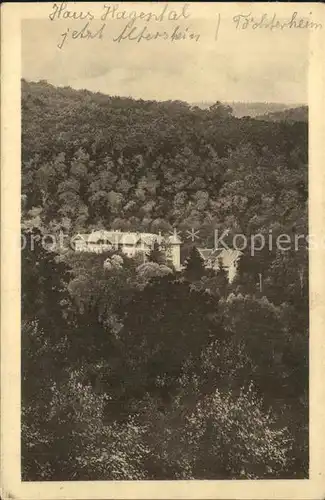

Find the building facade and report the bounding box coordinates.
[73,230,181,270]
[197,247,242,283]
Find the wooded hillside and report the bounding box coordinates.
[21,79,309,481]
[22,79,307,249]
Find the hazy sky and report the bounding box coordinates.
[22,3,309,103]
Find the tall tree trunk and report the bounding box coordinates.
[258,272,263,294]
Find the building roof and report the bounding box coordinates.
[139,233,159,246]
[119,233,141,245]
[168,233,182,244]
[73,234,89,241]
[75,230,181,246]
[198,247,242,268]
[87,230,117,244]
[198,248,214,261]
[213,248,242,267]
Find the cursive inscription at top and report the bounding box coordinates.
[106,3,200,43]
[57,22,106,49]
[49,2,94,21]
[233,11,322,31]
[49,2,202,48]
[112,20,200,43]
[101,3,191,23]
[48,3,323,50]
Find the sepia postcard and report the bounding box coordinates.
[1,2,325,499]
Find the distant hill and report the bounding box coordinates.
[21,79,308,242]
[191,101,306,119]
[255,106,308,123]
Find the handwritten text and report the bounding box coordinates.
[233,11,322,31]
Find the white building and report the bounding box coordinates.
[73,230,181,270]
[197,247,242,283]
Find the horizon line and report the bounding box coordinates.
[21,78,308,107]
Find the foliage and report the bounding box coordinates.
[183,246,206,281]
[22,80,307,246]
[113,275,223,403]
[146,240,166,265]
[183,385,293,479]
[22,369,149,480]
[21,80,308,480]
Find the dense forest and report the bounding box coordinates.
[21,79,308,480]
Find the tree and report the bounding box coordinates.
[136,262,173,286]
[219,293,306,407]
[21,226,71,331]
[231,246,272,296]
[208,101,233,119]
[22,80,307,246]
[22,369,149,481]
[215,257,229,297]
[183,385,293,479]
[265,246,308,307]
[146,240,166,265]
[183,246,205,281]
[133,381,293,479]
[21,226,75,479]
[21,79,308,480]
[113,275,224,405]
